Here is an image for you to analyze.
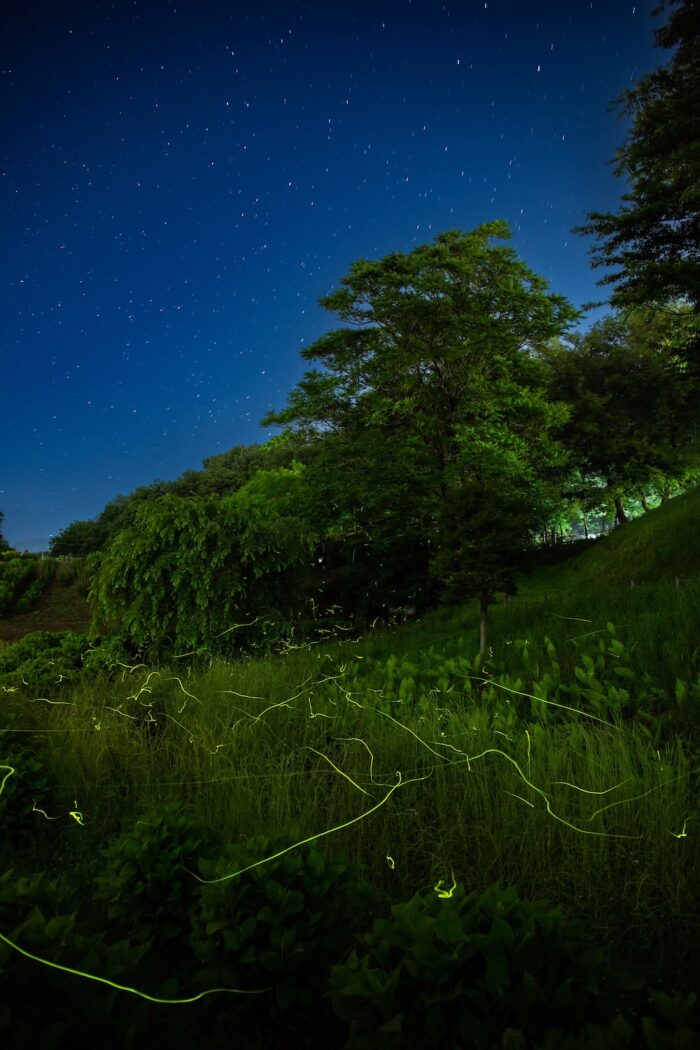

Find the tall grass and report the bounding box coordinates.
[7,624,698,993]
[3,491,700,998]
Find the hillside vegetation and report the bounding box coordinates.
[0,556,90,644]
[1,487,699,1047]
[524,484,700,590]
[4,2,698,1037]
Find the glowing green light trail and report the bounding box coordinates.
[305,745,375,799]
[0,928,273,1002]
[186,769,433,885]
[461,674,620,729]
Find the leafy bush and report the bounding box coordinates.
[14,576,49,612]
[89,468,319,657]
[348,626,697,747]
[0,631,120,695]
[189,832,381,1020]
[92,802,223,959]
[0,738,53,840]
[80,634,136,675]
[531,989,700,1049]
[0,868,152,1049]
[0,557,39,613]
[0,867,79,929]
[638,989,699,1050]
[327,880,642,1049]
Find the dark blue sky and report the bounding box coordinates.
[2,0,661,550]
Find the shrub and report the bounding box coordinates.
[0,631,91,694]
[0,631,129,695]
[190,832,382,1020]
[327,880,642,1049]
[0,868,152,1049]
[0,557,39,613]
[0,738,53,841]
[92,802,223,960]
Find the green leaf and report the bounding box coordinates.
[380,1014,404,1034]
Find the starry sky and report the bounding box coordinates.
[2,0,662,551]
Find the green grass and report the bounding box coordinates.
[2,488,700,1018]
[535,485,700,589]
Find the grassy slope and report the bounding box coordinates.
[526,484,700,589]
[344,485,700,699]
[3,488,699,1031]
[0,564,90,644]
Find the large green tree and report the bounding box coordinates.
[538,308,699,525]
[576,0,700,328]
[263,223,576,650]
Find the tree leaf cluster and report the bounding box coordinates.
[89,463,318,654]
[575,0,700,336]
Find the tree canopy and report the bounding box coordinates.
[263,222,577,648]
[538,307,699,523]
[575,0,700,327]
[89,463,319,655]
[50,433,312,557]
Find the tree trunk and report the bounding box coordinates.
[614,496,628,525]
[661,484,671,503]
[582,512,588,539]
[479,595,489,655]
[640,494,651,512]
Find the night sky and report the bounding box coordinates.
[2,0,661,551]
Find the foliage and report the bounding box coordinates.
[295,426,442,620]
[428,462,557,611]
[50,432,313,556]
[49,519,106,557]
[575,0,700,324]
[0,737,53,840]
[537,484,700,596]
[539,310,699,520]
[639,990,699,1049]
[0,556,45,614]
[92,802,222,958]
[89,464,319,655]
[0,868,153,1049]
[262,223,577,634]
[79,634,134,675]
[190,832,381,1019]
[0,631,95,694]
[337,619,700,746]
[327,879,641,1049]
[0,554,91,618]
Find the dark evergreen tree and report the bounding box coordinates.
[575,0,700,342]
[0,510,10,553]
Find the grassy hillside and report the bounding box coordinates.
[347,486,700,703]
[1,490,699,1047]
